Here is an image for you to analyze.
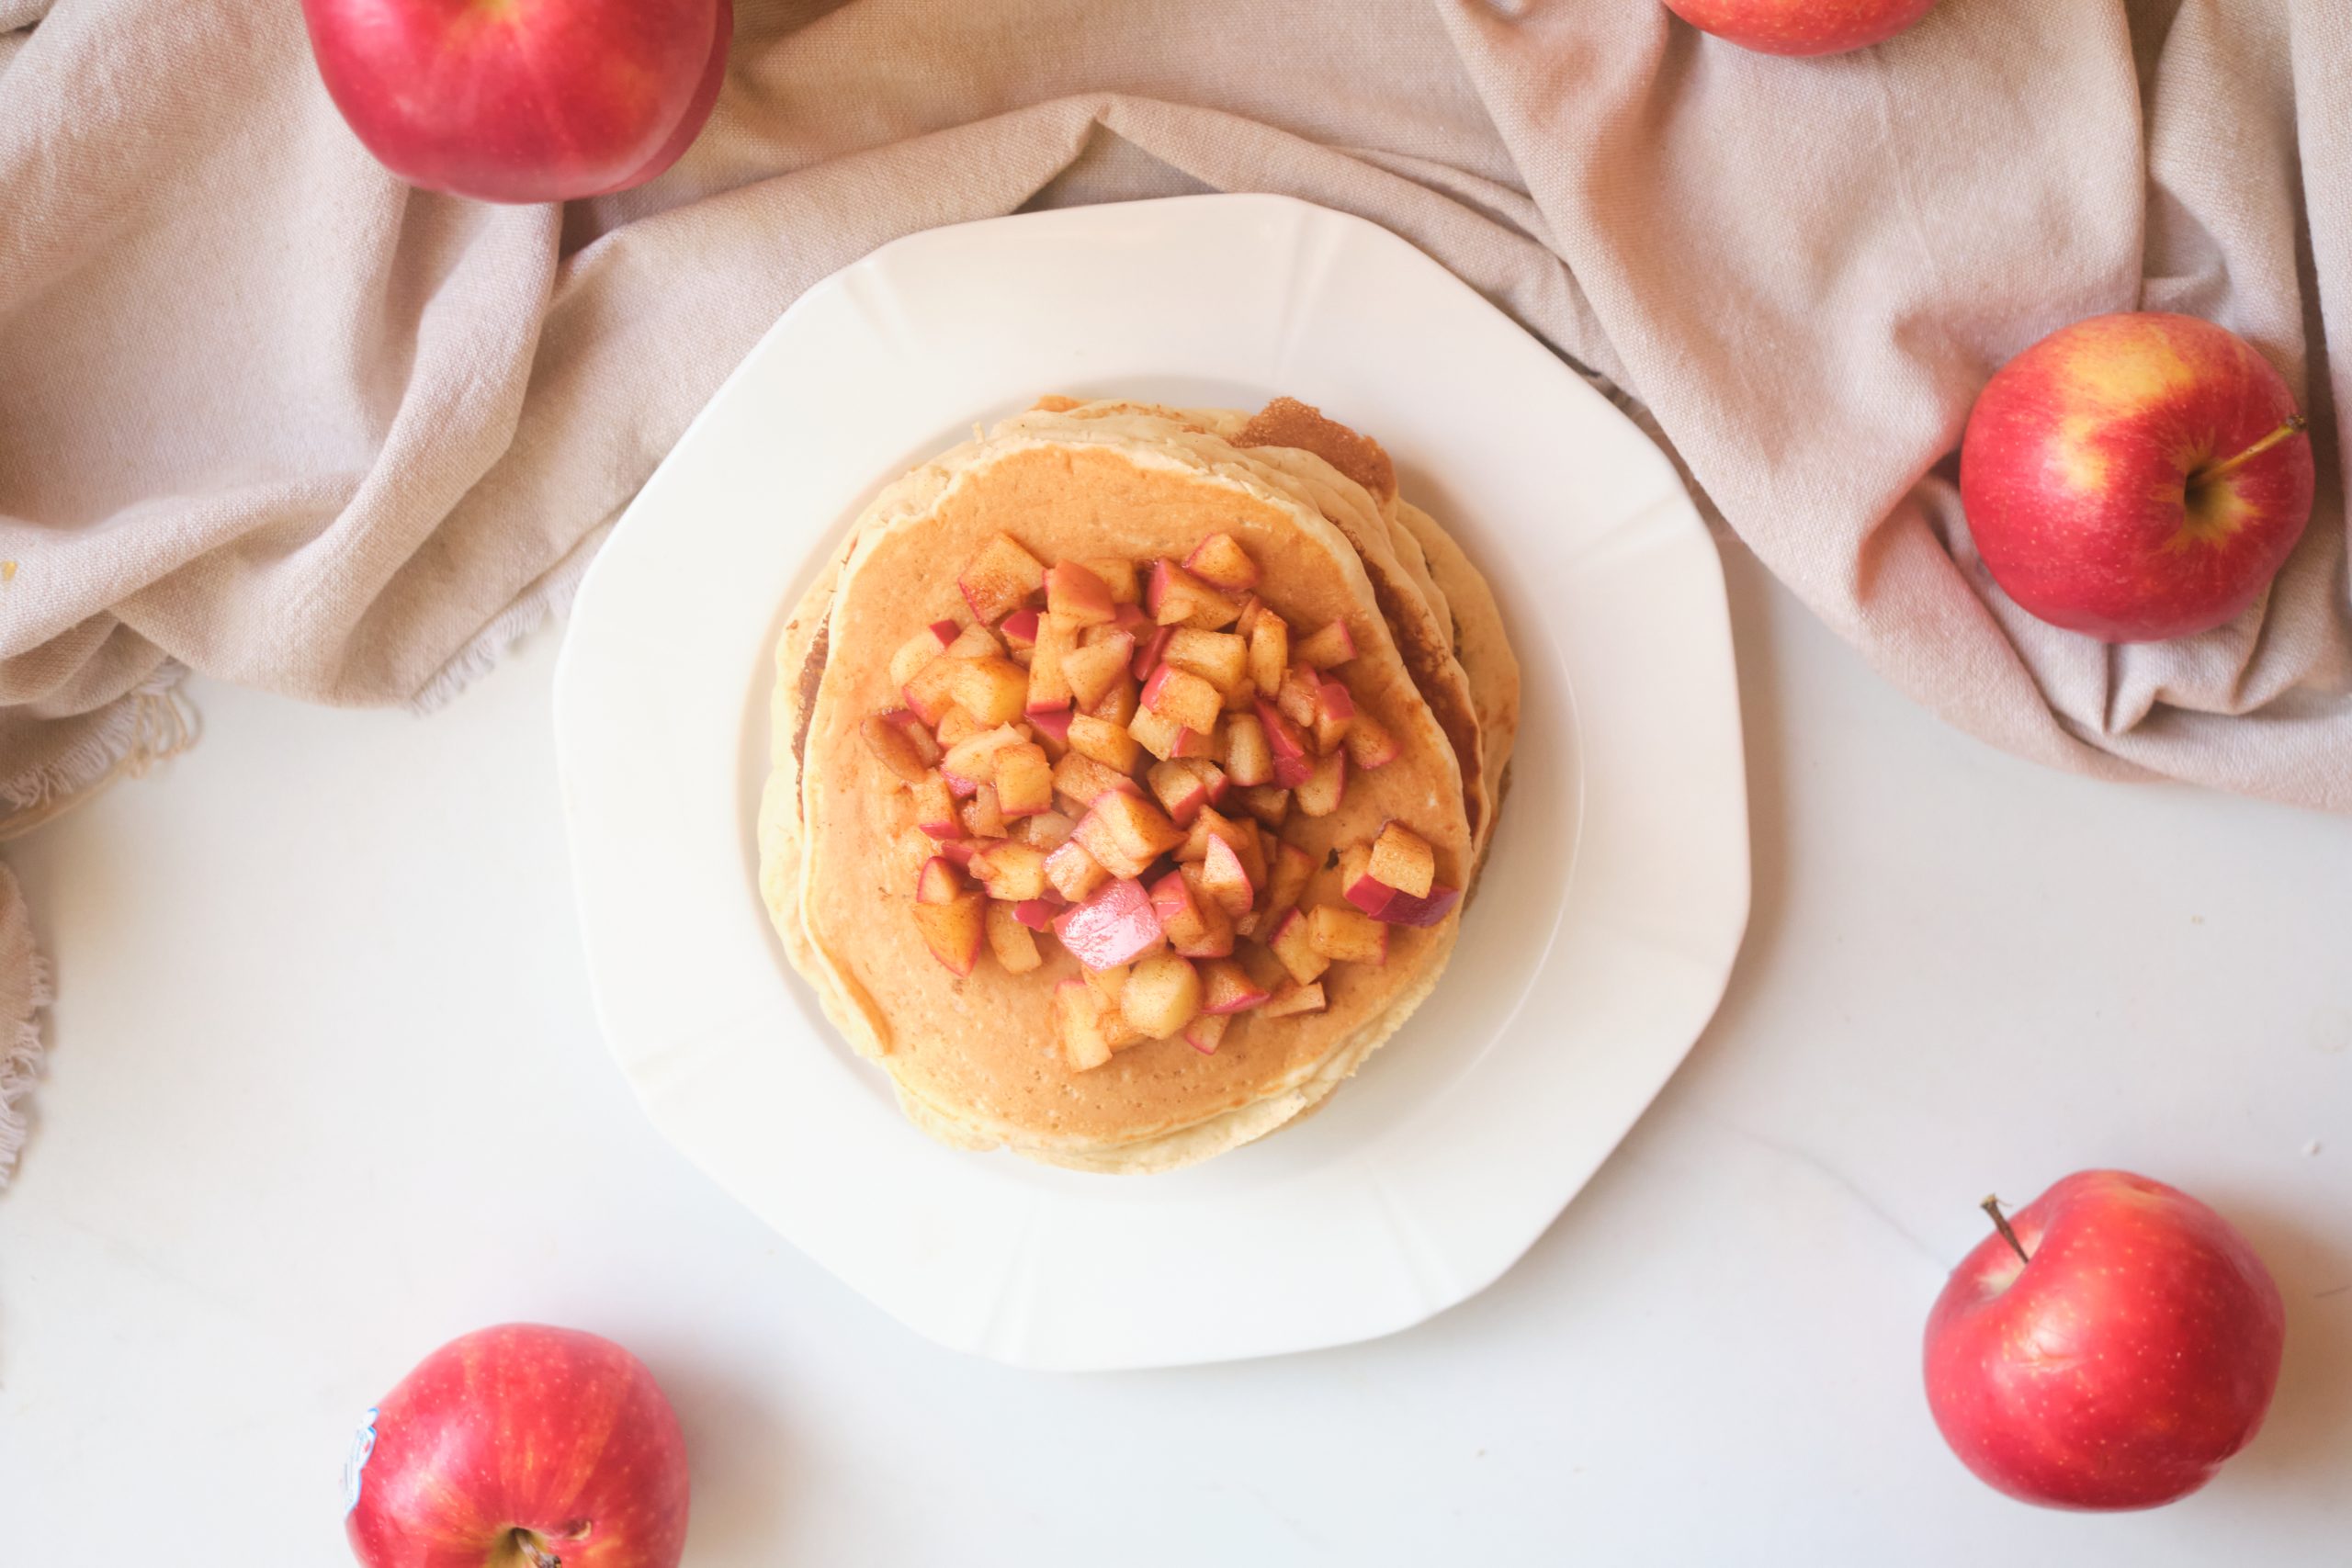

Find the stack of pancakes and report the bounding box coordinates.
[759,397,1520,1172]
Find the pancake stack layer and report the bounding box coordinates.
[760,398,1520,1172]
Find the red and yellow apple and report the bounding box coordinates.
[345,1323,690,1567]
[1662,0,1937,56]
[1960,312,2314,642]
[1922,1170,2284,1511]
[301,0,733,203]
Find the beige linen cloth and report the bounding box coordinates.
[0,0,2346,1179]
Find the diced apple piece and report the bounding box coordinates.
[1000,609,1041,650]
[937,837,992,869]
[1113,602,1152,636]
[1082,558,1142,605]
[912,896,985,977]
[1147,558,1243,629]
[941,724,1025,795]
[984,901,1044,974]
[1045,560,1117,626]
[1199,835,1255,917]
[1072,791,1184,880]
[1092,675,1141,726]
[1238,940,1289,992]
[1018,809,1077,850]
[1012,897,1062,931]
[1295,750,1347,817]
[1249,612,1288,695]
[1220,712,1273,787]
[1233,594,1263,641]
[1130,624,1173,681]
[1344,874,1463,928]
[1312,677,1355,752]
[1120,953,1203,1039]
[886,707,944,765]
[1028,705,1074,745]
[1086,962,1131,1004]
[949,657,1029,727]
[1141,664,1224,734]
[1053,877,1166,970]
[1060,637,1132,710]
[1051,751,1140,810]
[1148,760,1214,829]
[1198,958,1272,1015]
[1128,705,1209,762]
[1162,628,1250,693]
[1024,612,1078,715]
[1179,807,1266,893]
[1266,908,1331,986]
[902,656,964,726]
[943,623,1001,661]
[959,533,1046,625]
[1262,979,1328,1019]
[912,773,960,840]
[1237,785,1290,829]
[862,713,930,784]
[889,623,957,690]
[1367,821,1437,897]
[1222,677,1258,714]
[1156,867,1234,958]
[994,742,1054,818]
[1307,903,1387,964]
[934,708,980,749]
[1344,713,1401,770]
[1067,713,1144,773]
[960,783,1006,840]
[1055,979,1116,1071]
[1182,532,1259,592]
[1254,698,1316,788]
[1182,1012,1229,1055]
[1267,840,1315,914]
[969,840,1047,902]
[1275,664,1320,728]
[1044,839,1109,903]
[1294,618,1358,669]
[915,855,965,906]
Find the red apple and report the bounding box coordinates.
[345,1324,688,1568]
[302,0,732,204]
[1662,0,1936,55]
[1960,312,2314,642]
[1923,1171,2284,1511]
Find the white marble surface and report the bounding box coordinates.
[3,546,2346,1565]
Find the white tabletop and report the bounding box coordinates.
[4,546,2346,1566]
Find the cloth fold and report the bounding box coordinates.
[1,0,2347,1179]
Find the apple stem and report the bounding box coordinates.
[2195,412,2309,486]
[1981,1196,2030,1266]
[513,1531,561,1568]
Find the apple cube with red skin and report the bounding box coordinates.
[993,743,1054,818]
[1266,840,1315,915]
[1198,957,1272,1015]
[1295,750,1347,818]
[1147,559,1243,629]
[1092,674,1141,727]
[1149,870,1213,950]
[1198,834,1255,917]
[1178,807,1261,880]
[1129,624,1174,681]
[1028,705,1073,745]
[969,840,1047,902]
[1220,712,1273,787]
[862,713,933,784]
[1019,808,1078,850]
[912,773,960,840]
[959,783,1006,839]
[1294,618,1358,669]
[1237,785,1290,829]
[1012,897,1062,931]
[1126,705,1209,762]
[1367,821,1436,897]
[959,533,1047,625]
[1307,904,1387,964]
[934,708,982,749]
[1060,637,1132,710]
[1025,613,1079,715]
[1262,979,1328,1019]
[1053,876,1166,970]
[1254,699,1316,788]
[901,655,964,726]
[1000,609,1040,650]
[1248,613,1289,695]
[1171,867,1236,957]
[941,724,1025,795]
[1066,713,1144,773]
[1148,759,1215,828]
[1344,873,1461,928]
[1073,791,1184,879]
[1265,908,1331,986]
[1141,664,1224,734]
[1183,532,1260,592]
[1054,979,1116,1071]
[1344,714,1401,770]
[889,622,957,690]
[949,657,1029,727]
[1162,628,1250,693]
[1050,751,1139,810]
[1311,678,1354,752]
[1275,664,1322,728]
[1121,953,1203,1038]
[937,837,992,870]
[1082,558,1142,605]
[984,901,1044,974]
[1045,560,1117,626]
[1044,839,1110,903]
[942,623,1002,662]
[1182,1012,1229,1055]
[911,857,985,976]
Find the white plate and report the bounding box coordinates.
[555,195,1748,1371]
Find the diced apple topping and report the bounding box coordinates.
[934,707,981,748]
[1182,1012,1229,1055]
[1343,713,1400,769]
[970,840,1048,902]
[1067,713,1145,773]
[1198,958,1272,1015]
[1294,618,1358,669]
[1147,559,1243,629]
[1253,698,1315,788]
[862,713,932,784]
[1072,791,1183,879]
[949,657,1030,727]
[1082,558,1142,605]
[1367,821,1436,897]
[1198,834,1255,918]
[959,533,1047,625]
[1025,612,1078,714]
[1311,677,1354,752]
[911,857,986,976]
[1148,759,1215,828]
[1051,751,1140,810]
[1248,611,1290,697]
[1060,637,1132,710]
[1294,750,1346,817]
[1012,897,1062,931]
[1266,908,1331,986]
[1019,808,1078,849]
[1053,876,1166,970]
[942,623,1001,661]
[985,901,1044,974]
[889,623,957,690]
[1121,953,1203,1039]
[1046,560,1117,626]
[1262,979,1328,1019]
[1183,532,1260,592]
[1161,628,1250,693]
[1126,704,1207,762]
[901,656,964,726]
[1140,664,1224,734]
[940,724,1026,795]
[1237,785,1290,829]
[1129,624,1173,681]
[1029,705,1074,745]
[1220,712,1273,787]
[1000,609,1041,650]
[912,773,960,840]
[1092,674,1141,726]
[1275,664,1321,728]
[1155,867,1235,958]
[994,742,1055,818]
[1267,840,1315,915]
[1045,839,1110,903]
[1307,904,1387,964]
[959,782,1006,839]
[1055,978,1117,1071]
